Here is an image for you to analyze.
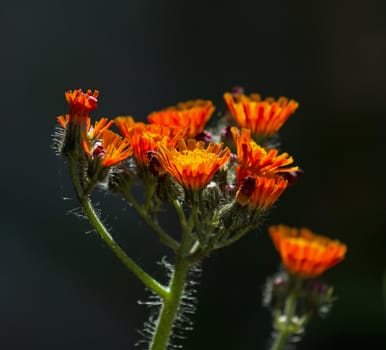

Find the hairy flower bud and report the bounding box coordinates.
[304,280,335,318]
[263,271,290,311]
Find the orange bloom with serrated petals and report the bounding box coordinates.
[114,116,136,138]
[60,116,113,144]
[117,121,185,167]
[57,114,70,129]
[65,89,99,119]
[148,99,215,138]
[224,92,298,136]
[269,225,347,278]
[235,168,288,209]
[57,90,110,157]
[57,89,99,129]
[83,129,132,167]
[87,117,114,140]
[156,139,230,190]
[231,127,298,175]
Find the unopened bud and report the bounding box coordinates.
[196,130,213,143]
[92,145,106,158]
[231,86,245,95]
[146,150,166,176]
[263,272,290,310]
[236,176,255,206]
[281,168,304,186]
[108,165,135,193]
[304,280,334,318]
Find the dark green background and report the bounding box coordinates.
[1,0,385,349]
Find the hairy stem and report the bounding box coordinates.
[149,256,190,350]
[270,277,303,350]
[68,156,168,299]
[214,225,253,249]
[149,199,199,349]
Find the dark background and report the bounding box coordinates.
[1,0,385,349]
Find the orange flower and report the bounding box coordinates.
[57,114,70,129]
[268,225,347,278]
[156,139,230,190]
[148,99,215,138]
[57,89,99,129]
[231,127,298,175]
[224,92,298,136]
[114,116,136,138]
[65,89,99,122]
[57,89,100,156]
[60,116,113,144]
[116,120,184,167]
[235,168,288,209]
[87,117,114,140]
[83,129,132,167]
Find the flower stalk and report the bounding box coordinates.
[68,156,169,299]
[122,189,179,251]
[270,277,303,350]
[149,256,190,350]
[149,198,199,349]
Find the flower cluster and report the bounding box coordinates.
[57,89,131,168]
[55,88,347,350]
[56,89,300,212]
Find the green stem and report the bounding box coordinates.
[149,198,199,349]
[68,156,169,300]
[172,199,188,233]
[214,225,253,249]
[123,190,179,251]
[270,277,303,350]
[149,256,190,350]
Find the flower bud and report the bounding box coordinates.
[304,280,334,318]
[281,168,304,186]
[263,272,290,311]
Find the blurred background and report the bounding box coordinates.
[1,0,385,349]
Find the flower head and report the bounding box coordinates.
[83,129,132,167]
[148,99,215,138]
[65,89,99,119]
[156,139,230,190]
[232,127,298,175]
[114,116,136,138]
[86,117,114,140]
[268,225,347,278]
[115,118,184,167]
[236,168,288,209]
[56,89,100,157]
[224,92,298,137]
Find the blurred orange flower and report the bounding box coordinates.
[224,92,298,136]
[268,225,347,278]
[114,116,136,138]
[148,99,215,138]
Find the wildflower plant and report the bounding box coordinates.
[54,88,347,350]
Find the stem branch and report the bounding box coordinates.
[68,156,168,299]
[123,190,179,251]
[149,198,200,349]
[149,257,189,350]
[270,277,303,350]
